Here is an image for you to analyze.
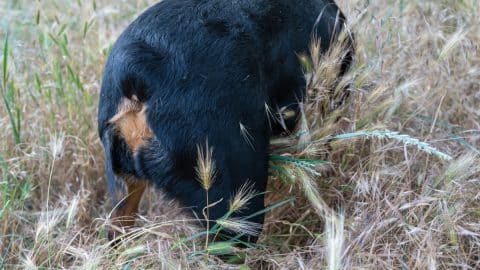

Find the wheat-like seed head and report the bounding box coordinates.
[195,142,216,191]
[216,218,263,237]
[229,181,257,213]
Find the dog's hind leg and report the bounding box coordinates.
[101,119,149,241]
[108,176,147,241]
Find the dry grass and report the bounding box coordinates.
[1,0,479,269]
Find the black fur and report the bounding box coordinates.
[98,0,353,242]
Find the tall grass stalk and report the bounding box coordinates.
[1,36,21,144]
[195,142,216,254]
[332,130,453,160]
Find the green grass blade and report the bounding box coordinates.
[2,35,8,88]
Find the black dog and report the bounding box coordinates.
[98,0,353,243]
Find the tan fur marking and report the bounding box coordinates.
[113,180,147,225]
[109,178,147,241]
[109,96,154,152]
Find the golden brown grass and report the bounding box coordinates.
[1,0,479,269]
